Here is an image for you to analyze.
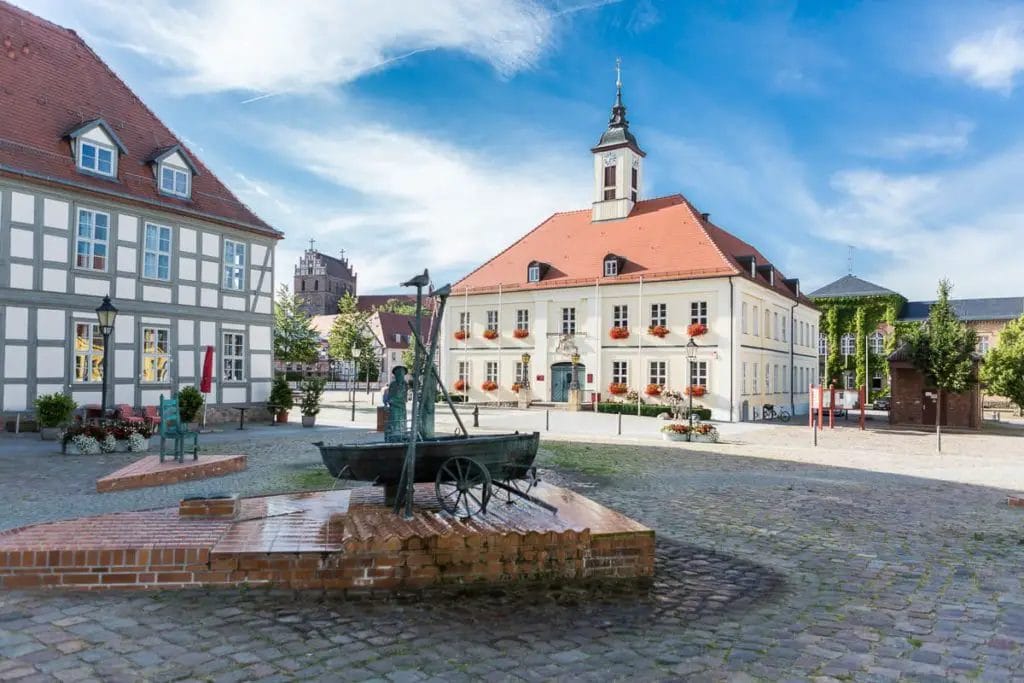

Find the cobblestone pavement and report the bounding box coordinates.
[3,440,1024,681]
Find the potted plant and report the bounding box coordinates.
[177,386,205,430]
[660,423,689,442]
[687,322,708,337]
[483,329,499,340]
[34,392,77,440]
[481,380,498,391]
[128,422,155,452]
[300,377,326,427]
[109,422,133,451]
[692,423,719,443]
[645,383,663,397]
[454,329,468,340]
[453,379,467,392]
[268,375,294,423]
[609,326,630,340]
[513,328,529,339]
[608,382,628,396]
[61,424,106,454]
[648,324,669,338]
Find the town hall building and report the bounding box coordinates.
[443,68,821,421]
[0,3,281,419]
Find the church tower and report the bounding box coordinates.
[293,241,357,316]
[591,59,645,222]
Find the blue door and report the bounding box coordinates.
[550,362,584,402]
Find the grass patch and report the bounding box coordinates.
[538,441,666,477]
[285,467,337,490]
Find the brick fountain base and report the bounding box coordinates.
[0,483,654,593]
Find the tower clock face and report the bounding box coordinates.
[632,156,640,169]
[603,152,617,167]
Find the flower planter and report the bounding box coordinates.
[275,410,289,424]
[483,330,499,340]
[302,415,316,427]
[453,380,467,392]
[608,383,628,396]
[687,323,708,337]
[454,330,468,341]
[648,325,669,338]
[481,381,498,392]
[609,327,630,340]
[128,437,152,453]
[39,427,61,441]
[512,329,529,339]
[662,432,688,442]
[692,432,718,443]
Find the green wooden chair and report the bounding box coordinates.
[158,394,198,463]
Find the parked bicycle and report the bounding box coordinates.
[761,403,791,422]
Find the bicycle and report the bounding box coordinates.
[761,403,791,423]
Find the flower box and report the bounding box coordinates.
[662,431,688,442]
[481,380,498,391]
[609,326,630,340]
[648,325,669,338]
[687,322,708,337]
[645,384,663,397]
[513,328,529,339]
[453,379,467,392]
[685,385,707,397]
[608,382,628,395]
[483,329,499,340]
[454,330,468,340]
[511,383,522,393]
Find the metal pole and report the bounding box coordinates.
[687,388,693,442]
[350,377,355,422]
[813,412,818,446]
[101,330,111,419]
[546,409,550,432]
[617,412,622,436]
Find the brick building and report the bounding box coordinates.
[887,343,982,429]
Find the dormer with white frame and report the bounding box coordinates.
[149,144,199,199]
[66,118,126,179]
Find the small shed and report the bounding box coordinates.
[887,343,982,430]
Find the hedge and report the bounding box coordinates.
[596,402,711,420]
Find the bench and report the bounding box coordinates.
[158,394,198,463]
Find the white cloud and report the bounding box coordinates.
[73,0,556,95]
[874,122,973,159]
[948,22,1024,92]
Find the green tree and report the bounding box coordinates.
[906,279,978,451]
[273,285,320,364]
[327,293,377,380]
[980,314,1024,414]
[375,298,416,315]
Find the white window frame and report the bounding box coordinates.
[485,361,498,383]
[871,371,884,390]
[486,310,499,332]
[691,301,708,325]
[648,360,667,387]
[457,361,470,384]
[752,306,760,336]
[765,363,772,394]
[77,139,115,177]
[516,308,529,332]
[840,333,855,356]
[561,307,576,335]
[613,304,629,328]
[753,362,759,393]
[222,332,245,382]
[764,310,771,338]
[774,312,780,340]
[868,331,885,354]
[223,239,247,291]
[742,361,748,394]
[978,335,991,355]
[73,322,104,383]
[458,311,471,333]
[612,360,628,385]
[141,327,171,383]
[690,360,708,388]
[782,316,787,342]
[159,163,191,198]
[819,333,828,356]
[527,264,540,282]
[604,259,618,277]
[650,303,666,328]
[741,302,748,334]
[143,222,172,281]
[75,208,110,272]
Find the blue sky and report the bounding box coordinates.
[19,0,1024,299]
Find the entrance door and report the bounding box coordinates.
[550,362,583,402]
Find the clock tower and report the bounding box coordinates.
[591,58,645,223]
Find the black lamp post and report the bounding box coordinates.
[521,352,531,389]
[350,344,360,422]
[685,338,698,442]
[95,295,118,419]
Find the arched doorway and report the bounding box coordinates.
[550,362,584,402]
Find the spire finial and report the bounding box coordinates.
[615,56,622,93]
[308,237,316,252]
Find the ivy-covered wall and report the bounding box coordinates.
[813,293,911,397]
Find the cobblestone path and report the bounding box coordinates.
[2,440,1023,681]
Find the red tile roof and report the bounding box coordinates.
[376,311,431,350]
[454,194,813,305]
[0,2,280,239]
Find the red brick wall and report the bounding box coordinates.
[890,364,980,429]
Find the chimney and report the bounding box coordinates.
[700,212,710,222]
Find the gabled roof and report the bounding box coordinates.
[375,312,430,350]
[148,145,200,176]
[64,118,127,154]
[899,297,1024,322]
[0,1,279,239]
[808,275,899,299]
[454,193,813,306]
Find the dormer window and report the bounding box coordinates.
[79,140,115,177]
[160,164,190,197]
[149,145,198,200]
[602,253,625,277]
[527,260,550,283]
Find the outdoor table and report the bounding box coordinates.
[234,406,248,430]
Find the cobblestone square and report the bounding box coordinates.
[1,426,1023,681]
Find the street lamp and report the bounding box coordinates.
[685,338,699,442]
[521,352,531,389]
[351,345,361,421]
[95,295,118,419]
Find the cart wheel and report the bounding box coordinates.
[436,456,492,518]
[505,467,539,501]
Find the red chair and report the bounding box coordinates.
[143,405,162,426]
[115,404,145,425]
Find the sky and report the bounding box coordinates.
[16,0,1024,300]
